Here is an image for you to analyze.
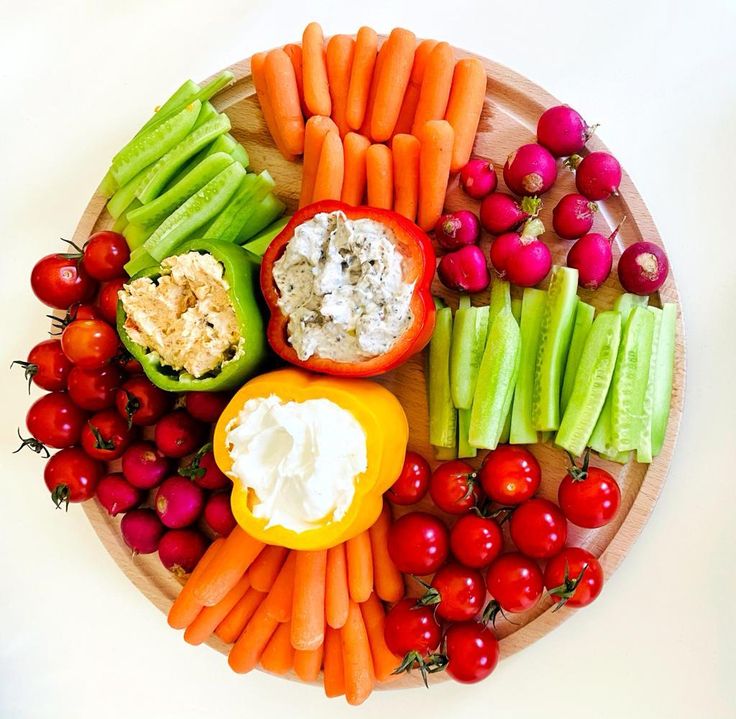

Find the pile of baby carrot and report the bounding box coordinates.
[251,23,487,230]
[167,502,404,705]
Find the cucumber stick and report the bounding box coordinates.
[532,266,579,431]
[435,445,458,460]
[636,307,663,463]
[511,297,523,323]
[242,216,291,258]
[429,302,456,448]
[457,408,477,458]
[108,166,151,219]
[651,303,677,456]
[488,277,515,444]
[450,297,490,409]
[237,193,286,243]
[136,79,200,138]
[560,301,596,414]
[556,311,622,456]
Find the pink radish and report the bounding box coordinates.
[203,491,237,536]
[434,210,481,250]
[96,472,142,516]
[572,152,622,200]
[158,529,208,575]
[437,245,491,293]
[490,218,552,287]
[567,219,625,289]
[154,410,205,458]
[459,158,498,199]
[618,241,669,295]
[503,143,558,195]
[553,193,598,239]
[121,441,169,489]
[185,391,231,423]
[537,105,595,157]
[480,194,541,235]
[179,444,229,490]
[154,475,204,528]
[121,508,164,555]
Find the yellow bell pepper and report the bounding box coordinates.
[213,367,408,550]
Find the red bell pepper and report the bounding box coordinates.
[260,200,436,377]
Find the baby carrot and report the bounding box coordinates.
[260,621,295,675]
[359,43,385,138]
[325,543,350,629]
[300,115,339,207]
[392,133,420,222]
[294,644,324,683]
[411,42,455,135]
[368,502,404,603]
[291,550,327,651]
[323,626,345,698]
[326,35,355,137]
[417,119,454,231]
[360,592,402,682]
[312,130,344,202]
[248,545,288,593]
[251,52,295,161]
[393,39,438,136]
[366,144,393,210]
[445,57,487,172]
[184,573,250,646]
[341,132,371,206]
[346,26,379,131]
[342,600,375,706]
[283,43,308,117]
[370,28,416,142]
[261,551,297,623]
[302,22,331,116]
[346,531,373,603]
[264,48,305,156]
[228,601,279,673]
[215,587,266,644]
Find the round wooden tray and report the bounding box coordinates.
[71,45,685,687]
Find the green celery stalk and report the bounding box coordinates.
[636,306,663,463]
[651,303,677,456]
[236,193,286,243]
[428,301,457,448]
[457,408,477,458]
[242,216,291,258]
[560,301,596,414]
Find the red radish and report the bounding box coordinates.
[434,210,481,250]
[154,410,205,458]
[120,508,164,554]
[437,245,491,293]
[96,472,142,516]
[490,218,552,287]
[155,475,204,528]
[537,105,595,157]
[618,241,669,295]
[179,444,229,490]
[480,194,541,235]
[158,529,208,575]
[185,391,231,423]
[460,158,498,199]
[572,152,622,200]
[566,219,626,290]
[503,144,558,195]
[203,491,237,536]
[121,441,170,489]
[552,194,598,240]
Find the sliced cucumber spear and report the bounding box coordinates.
[135,79,201,138]
[560,301,596,415]
[511,298,523,323]
[236,193,286,243]
[457,408,477,458]
[428,300,457,448]
[242,216,291,259]
[450,297,490,409]
[651,303,677,457]
[636,306,663,463]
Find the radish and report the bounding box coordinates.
[185,391,231,423]
[96,472,142,516]
[203,491,237,536]
[480,194,541,235]
[503,143,558,195]
[572,151,622,200]
[537,105,595,157]
[179,444,229,490]
[459,158,498,199]
[121,441,169,489]
[434,210,481,250]
[120,508,164,555]
[490,218,552,287]
[567,220,625,289]
[437,245,491,293]
[154,475,204,528]
[158,529,208,575]
[154,410,205,458]
[552,194,598,240]
[618,241,669,295]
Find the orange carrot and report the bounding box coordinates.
[294,644,324,682]
[393,39,438,136]
[302,22,331,116]
[417,119,454,231]
[370,28,416,142]
[369,502,404,603]
[283,43,308,117]
[261,551,297,623]
[360,592,402,682]
[325,543,350,629]
[445,58,487,172]
[215,587,266,644]
[358,43,385,138]
[391,133,420,222]
[167,538,223,629]
[326,35,355,137]
[346,26,379,131]
[366,144,393,210]
[191,527,265,607]
[291,550,328,651]
[323,625,345,698]
[312,130,344,202]
[248,545,288,593]
[184,573,250,646]
[251,52,295,161]
[341,600,375,706]
[228,601,279,673]
[264,49,305,156]
[341,132,371,206]
[260,620,295,675]
[346,531,373,603]
[411,42,455,135]
[300,115,339,208]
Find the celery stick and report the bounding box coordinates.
[242,216,291,258]
[429,302,457,448]
[435,445,458,460]
[450,297,489,409]
[457,408,477,458]
[560,301,596,414]
[511,297,522,323]
[636,307,663,463]
[236,193,286,243]
[651,303,677,456]
[136,79,200,137]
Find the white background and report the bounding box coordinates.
[1,0,735,716]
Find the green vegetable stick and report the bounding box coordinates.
[511,297,522,323]
[136,79,200,137]
[434,445,458,460]
[124,248,158,277]
[450,297,488,409]
[123,223,152,250]
[457,408,477,458]
[236,193,286,243]
[489,275,511,325]
[428,302,457,448]
[108,166,151,219]
[560,301,596,414]
[651,303,677,456]
[191,101,219,130]
[636,307,663,463]
[242,216,291,258]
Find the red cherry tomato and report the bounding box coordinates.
[384,598,441,657]
[510,498,567,559]
[26,392,87,448]
[184,391,231,423]
[61,319,119,369]
[67,365,122,411]
[387,511,449,575]
[485,552,544,613]
[544,547,604,608]
[450,513,504,569]
[13,339,72,392]
[44,447,103,509]
[96,277,126,324]
[81,231,130,281]
[387,451,431,505]
[81,408,136,460]
[428,562,485,621]
[154,410,205,458]
[31,253,96,309]
[444,622,500,684]
[478,445,541,505]
[115,375,173,426]
[429,460,482,514]
[115,350,143,375]
[558,459,621,528]
[67,303,102,321]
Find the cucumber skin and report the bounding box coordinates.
[428,306,457,448]
[457,408,477,458]
[651,303,677,457]
[236,194,286,243]
[560,301,596,415]
[636,306,663,463]
[242,216,291,258]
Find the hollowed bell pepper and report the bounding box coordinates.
[260,200,436,377]
[116,238,266,392]
[213,367,409,550]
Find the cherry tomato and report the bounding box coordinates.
[154,410,205,458]
[67,365,122,411]
[44,447,103,509]
[510,498,567,559]
[485,552,544,613]
[81,231,130,281]
[558,461,621,528]
[544,547,604,608]
[114,350,143,375]
[478,445,541,505]
[429,460,482,514]
[428,562,485,621]
[61,319,119,369]
[96,277,126,324]
[26,392,87,448]
[115,375,173,426]
[184,391,231,423]
[31,253,96,309]
[444,622,500,684]
[450,513,504,568]
[68,303,102,321]
[387,451,431,505]
[81,409,135,460]
[13,339,72,392]
[384,598,441,657]
[387,511,449,575]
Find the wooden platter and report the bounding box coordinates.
[71,44,685,688]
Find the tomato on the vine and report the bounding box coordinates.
[81,408,135,460]
[384,598,441,658]
[387,511,449,575]
[31,252,96,309]
[26,392,87,448]
[67,365,122,411]
[184,391,231,424]
[477,445,541,505]
[12,339,72,392]
[96,277,126,324]
[429,460,482,514]
[509,497,567,559]
[485,552,544,614]
[444,622,500,684]
[387,451,431,505]
[81,231,130,281]
[558,452,621,528]
[61,319,119,369]
[450,513,504,568]
[422,562,485,621]
[44,447,103,509]
[544,547,604,608]
[115,375,173,427]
